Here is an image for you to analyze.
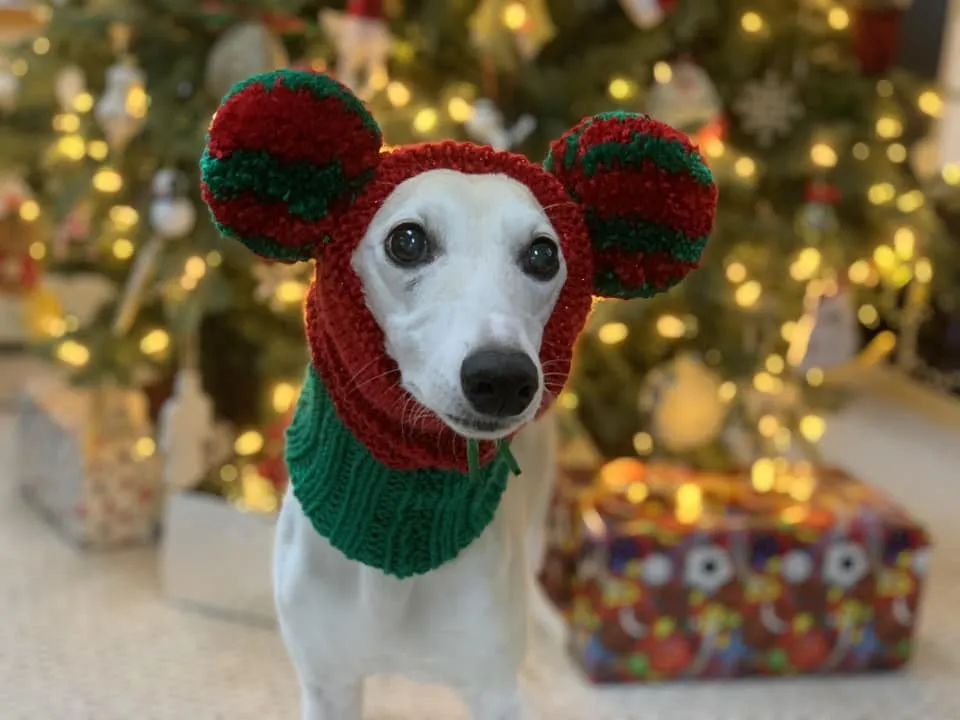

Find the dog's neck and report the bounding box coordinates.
[285,366,514,578]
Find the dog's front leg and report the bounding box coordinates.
[465,687,538,720]
[299,679,363,720]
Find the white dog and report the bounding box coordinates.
[274,171,564,719]
[199,69,716,720]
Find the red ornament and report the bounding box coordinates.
[805,180,841,204]
[852,7,905,74]
[346,0,384,19]
[786,630,831,671]
[645,633,694,676]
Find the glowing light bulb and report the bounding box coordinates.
[827,7,850,29]
[741,11,765,33]
[873,244,897,271]
[758,415,779,438]
[852,142,870,160]
[896,191,925,213]
[886,143,907,163]
[632,432,653,455]
[918,90,943,117]
[810,142,837,168]
[29,242,46,261]
[72,92,94,113]
[184,256,207,279]
[272,382,298,413]
[867,182,895,205]
[789,247,821,281]
[33,37,50,55]
[125,85,149,118]
[608,77,636,101]
[598,322,628,345]
[806,367,825,386]
[413,107,439,134]
[914,258,933,284]
[386,81,411,108]
[87,140,109,160]
[943,164,960,186]
[653,62,672,84]
[703,138,725,158]
[234,430,264,456]
[753,372,776,393]
[112,238,134,259]
[799,414,826,442]
[18,200,40,222]
[751,458,776,493]
[57,135,86,160]
[857,304,879,327]
[93,168,123,193]
[447,96,474,122]
[877,79,894,97]
[725,261,747,283]
[56,340,90,367]
[718,381,737,402]
[848,259,871,284]
[765,354,785,375]
[893,227,916,259]
[502,2,528,30]
[133,437,156,459]
[875,116,903,139]
[735,280,762,307]
[52,113,80,132]
[734,156,757,178]
[276,280,307,304]
[656,314,686,338]
[140,329,171,355]
[559,392,579,410]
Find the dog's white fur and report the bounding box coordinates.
[274,170,569,719]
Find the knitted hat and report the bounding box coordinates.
[200,70,717,472]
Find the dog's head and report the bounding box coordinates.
[201,71,717,454]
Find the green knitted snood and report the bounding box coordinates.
[285,366,519,578]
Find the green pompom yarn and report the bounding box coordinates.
[285,366,517,578]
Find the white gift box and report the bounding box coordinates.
[160,490,277,624]
[17,376,163,548]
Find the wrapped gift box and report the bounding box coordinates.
[159,452,284,625]
[17,377,163,548]
[550,459,931,682]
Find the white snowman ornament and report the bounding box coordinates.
[158,367,216,490]
[796,283,859,372]
[464,99,537,151]
[150,168,197,239]
[320,0,392,100]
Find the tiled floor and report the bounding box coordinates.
[0,388,958,719]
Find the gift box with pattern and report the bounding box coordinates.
[16,377,163,549]
[548,458,931,682]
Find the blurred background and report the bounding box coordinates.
[1,0,960,717]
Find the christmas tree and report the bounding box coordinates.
[3,0,959,481]
[1,1,317,436]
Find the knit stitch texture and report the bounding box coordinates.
[286,365,513,578]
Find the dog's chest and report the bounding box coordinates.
[274,488,528,686]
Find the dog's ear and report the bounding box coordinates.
[545,112,718,299]
[200,70,382,263]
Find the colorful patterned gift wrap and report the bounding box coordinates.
[16,376,163,549]
[550,458,931,682]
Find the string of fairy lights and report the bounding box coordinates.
[8,2,960,490]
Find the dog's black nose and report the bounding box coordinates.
[460,349,539,418]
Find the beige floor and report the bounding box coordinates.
[0,382,958,719]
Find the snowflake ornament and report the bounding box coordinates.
[734,70,803,147]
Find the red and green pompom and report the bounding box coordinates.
[545,111,718,299]
[200,69,383,262]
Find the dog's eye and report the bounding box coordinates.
[520,237,560,281]
[385,223,432,267]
